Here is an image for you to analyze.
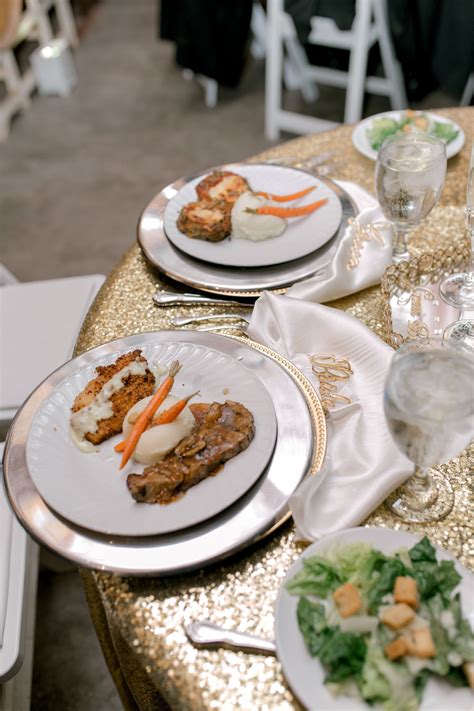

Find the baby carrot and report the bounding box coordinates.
[114,389,200,453]
[256,186,315,202]
[118,360,181,469]
[247,198,328,218]
[151,390,200,425]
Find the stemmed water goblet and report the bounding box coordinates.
[375,133,447,262]
[383,340,474,523]
[440,143,474,349]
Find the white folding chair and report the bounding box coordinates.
[265,0,407,139]
[0,0,78,141]
[0,270,104,709]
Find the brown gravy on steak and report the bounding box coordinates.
[126,400,254,504]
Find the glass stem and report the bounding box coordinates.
[392,225,410,262]
[405,466,438,509]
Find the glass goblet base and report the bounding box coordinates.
[439,273,474,309]
[443,319,474,351]
[385,469,454,523]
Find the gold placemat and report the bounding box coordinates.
[77,108,473,711]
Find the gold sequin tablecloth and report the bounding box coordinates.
[77,108,473,711]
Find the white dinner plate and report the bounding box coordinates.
[162,164,343,267]
[26,339,277,536]
[352,111,465,161]
[275,527,473,711]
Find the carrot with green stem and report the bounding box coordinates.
[246,198,328,219]
[114,388,200,454]
[256,186,315,202]
[118,360,181,469]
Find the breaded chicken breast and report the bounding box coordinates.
[70,349,155,445]
[177,199,232,241]
[196,171,249,204]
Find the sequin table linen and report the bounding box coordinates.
[76,108,473,711]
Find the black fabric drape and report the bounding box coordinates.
[160,0,253,88]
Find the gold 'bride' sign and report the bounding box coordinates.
[309,354,353,413]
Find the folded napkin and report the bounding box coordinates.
[287,180,392,303]
[0,443,12,647]
[248,292,413,541]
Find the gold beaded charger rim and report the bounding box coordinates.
[231,334,327,476]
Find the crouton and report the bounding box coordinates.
[333,583,362,618]
[380,603,415,630]
[463,662,474,689]
[394,576,418,608]
[411,627,436,658]
[384,636,410,661]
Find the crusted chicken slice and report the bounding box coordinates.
[177,199,232,242]
[195,170,249,204]
[70,349,155,445]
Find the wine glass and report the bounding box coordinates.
[440,143,474,309]
[375,133,447,262]
[440,143,474,348]
[383,341,474,523]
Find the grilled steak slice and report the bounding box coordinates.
[177,199,232,242]
[70,350,155,445]
[127,400,255,504]
[195,170,249,204]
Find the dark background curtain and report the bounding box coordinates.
[160,0,253,88]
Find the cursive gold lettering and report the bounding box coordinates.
[309,354,353,413]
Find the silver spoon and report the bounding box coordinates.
[185,620,276,655]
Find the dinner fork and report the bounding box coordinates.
[170,313,251,327]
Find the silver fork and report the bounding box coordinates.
[170,313,251,327]
[154,291,247,308]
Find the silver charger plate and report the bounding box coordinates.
[137,163,356,298]
[3,331,326,576]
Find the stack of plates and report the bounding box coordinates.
[3,331,326,575]
[138,163,356,298]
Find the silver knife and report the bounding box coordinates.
[154,291,246,307]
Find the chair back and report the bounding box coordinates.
[0,0,22,50]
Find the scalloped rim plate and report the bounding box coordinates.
[162,164,343,267]
[26,340,277,536]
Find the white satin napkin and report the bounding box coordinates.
[248,292,414,541]
[0,442,12,647]
[287,180,392,304]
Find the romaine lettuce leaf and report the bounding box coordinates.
[287,556,342,597]
[367,557,408,612]
[409,537,437,564]
[296,597,329,656]
[321,630,367,682]
[296,597,367,681]
[367,118,400,150]
[431,121,458,143]
[361,633,419,711]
